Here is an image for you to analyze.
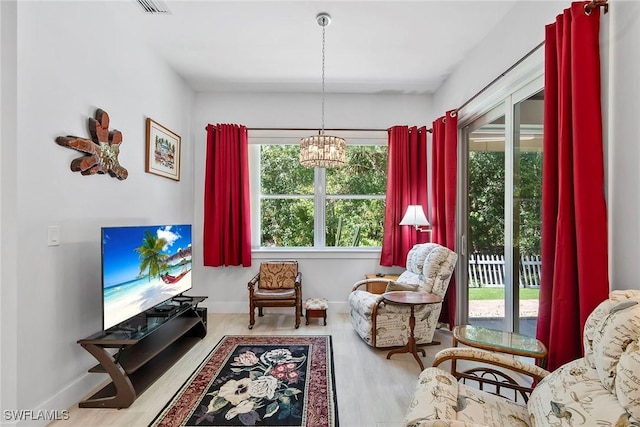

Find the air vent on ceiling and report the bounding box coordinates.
[135,0,170,14]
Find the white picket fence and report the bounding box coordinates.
[468,254,541,288]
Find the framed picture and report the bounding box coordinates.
[145,118,181,181]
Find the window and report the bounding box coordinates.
[250,130,387,249]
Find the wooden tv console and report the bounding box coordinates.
[77,296,207,408]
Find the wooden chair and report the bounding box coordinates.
[247,260,302,329]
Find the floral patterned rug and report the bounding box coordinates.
[150,335,338,427]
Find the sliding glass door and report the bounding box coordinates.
[460,80,543,335]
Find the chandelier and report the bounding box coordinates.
[299,13,346,168]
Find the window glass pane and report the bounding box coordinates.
[325,199,385,247]
[261,199,313,247]
[260,145,314,195]
[326,145,387,195]
[468,117,506,325]
[515,90,543,337]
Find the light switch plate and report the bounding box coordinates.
[48,226,60,246]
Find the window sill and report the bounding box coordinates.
[251,247,382,259]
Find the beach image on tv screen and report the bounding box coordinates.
[102,224,192,330]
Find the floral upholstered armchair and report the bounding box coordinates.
[348,243,457,348]
[402,289,640,427]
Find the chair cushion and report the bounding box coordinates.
[402,243,457,296]
[348,290,441,347]
[259,262,297,289]
[385,281,419,293]
[253,288,297,299]
[405,244,432,276]
[528,357,631,426]
[590,293,640,393]
[617,340,640,420]
[304,298,328,310]
[584,290,640,367]
[402,367,531,427]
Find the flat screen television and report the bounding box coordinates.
[101,224,192,331]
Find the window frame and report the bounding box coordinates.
[248,129,388,251]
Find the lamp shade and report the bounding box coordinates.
[399,205,430,227]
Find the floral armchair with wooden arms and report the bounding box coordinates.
[402,289,640,427]
[248,260,302,329]
[348,243,458,348]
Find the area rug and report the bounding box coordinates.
[150,335,338,427]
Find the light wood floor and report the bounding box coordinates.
[50,312,454,427]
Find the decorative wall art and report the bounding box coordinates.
[55,108,128,180]
[145,118,181,181]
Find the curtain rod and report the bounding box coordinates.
[206,126,432,133]
[249,127,388,132]
[427,40,545,133]
[430,0,609,130]
[455,40,545,114]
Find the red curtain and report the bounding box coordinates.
[536,3,609,371]
[380,126,429,267]
[431,111,458,328]
[203,123,252,267]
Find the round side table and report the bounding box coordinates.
[382,291,442,370]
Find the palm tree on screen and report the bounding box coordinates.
[135,231,169,281]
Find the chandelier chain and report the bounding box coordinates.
[321,21,326,135]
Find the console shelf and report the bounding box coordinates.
[78,296,207,408]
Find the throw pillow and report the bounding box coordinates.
[385,281,419,293]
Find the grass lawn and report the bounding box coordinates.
[469,287,540,300]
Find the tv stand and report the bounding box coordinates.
[77,296,207,408]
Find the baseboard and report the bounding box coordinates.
[206,301,350,314]
[20,373,104,426]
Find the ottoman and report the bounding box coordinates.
[303,298,328,325]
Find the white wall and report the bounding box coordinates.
[1,0,19,420]
[191,92,433,313]
[606,1,640,290]
[1,1,195,422]
[434,1,564,114]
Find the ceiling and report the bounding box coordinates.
[134,1,519,95]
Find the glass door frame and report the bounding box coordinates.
[456,74,544,333]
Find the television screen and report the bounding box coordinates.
[101,224,192,331]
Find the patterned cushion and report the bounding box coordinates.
[528,358,629,426]
[591,295,640,392]
[402,367,531,427]
[258,261,297,289]
[527,289,640,426]
[403,243,458,296]
[405,244,431,275]
[617,340,640,420]
[385,281,419,292]
[348,290,439,347]
[583,297,612,367]
[304,298,328,310]
[584,291,639,362]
